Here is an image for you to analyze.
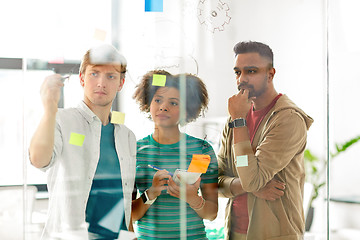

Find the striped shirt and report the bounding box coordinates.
[135,134,218,239]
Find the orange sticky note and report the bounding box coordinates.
[187,154,211,173]
[111,111,125,124]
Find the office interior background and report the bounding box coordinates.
[0,0,359,239]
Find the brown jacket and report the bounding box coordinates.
[218,95,313,240]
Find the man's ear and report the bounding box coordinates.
[117,77,125,91]
[268,67,276,82]
[79,72,85,87]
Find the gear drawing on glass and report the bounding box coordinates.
[138,19,199,76]
[197,0,231,33]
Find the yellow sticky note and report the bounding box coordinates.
[93,28,107,41]
[111,111,125,124]
[236,155,248,167]
[187,154,211,173]
[69,132,85,146]
[152,74,166,86]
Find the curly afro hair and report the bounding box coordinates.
[133,70,209,123]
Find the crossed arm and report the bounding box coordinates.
[229,177,285,200]
[217,118,286,200]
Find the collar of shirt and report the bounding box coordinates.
[77,101,101,124]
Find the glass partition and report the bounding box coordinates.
[119,1,328,239]
[0,0,349,239]
[328,0,360,239]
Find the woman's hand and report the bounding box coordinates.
[167,175,218,220]
[147,169,172,200]
[167,175,202,207]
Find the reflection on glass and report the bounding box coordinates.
[0,0,336,239]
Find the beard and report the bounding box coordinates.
[237,76,267,99]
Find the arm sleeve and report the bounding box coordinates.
[234,110,308,192]
[39,114,63,172]
[218,118,237,198]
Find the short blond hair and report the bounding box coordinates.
[79,44,127,77]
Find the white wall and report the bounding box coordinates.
[119,0,327,156]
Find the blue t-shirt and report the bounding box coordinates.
[86,123,127,239]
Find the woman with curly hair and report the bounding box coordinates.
[131,70,218,239]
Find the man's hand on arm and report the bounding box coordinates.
[230,177,285,201]
[253,179,285,201]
